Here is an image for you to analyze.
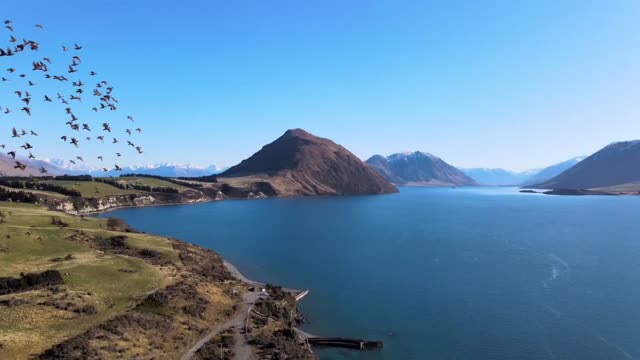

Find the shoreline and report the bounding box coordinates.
[76,197,216,215]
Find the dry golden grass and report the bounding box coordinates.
[0,201,239,360]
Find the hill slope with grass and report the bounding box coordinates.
[0,202,240,359]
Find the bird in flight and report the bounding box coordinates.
[2,20,145,172]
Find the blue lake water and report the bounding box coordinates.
[100,187,640,360]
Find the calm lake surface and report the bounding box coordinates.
[100,187,640,360]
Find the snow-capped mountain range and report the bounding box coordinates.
[43,160,226,177]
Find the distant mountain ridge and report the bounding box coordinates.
[461,168,537,186]
[44,160,224,178]
[522,157,585,186]
[462,156,584,186]
[0,154,65,176]
[366,151,477,186]
[221,129,398,195]
[532,141,640,190]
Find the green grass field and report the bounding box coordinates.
[0,201,175,359]
[113,176,192,193]
[43,180,135,197]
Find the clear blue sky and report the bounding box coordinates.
[3,0,640,171]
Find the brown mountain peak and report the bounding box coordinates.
[221,129,397,196]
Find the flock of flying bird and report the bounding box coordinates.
[1,20,143,174]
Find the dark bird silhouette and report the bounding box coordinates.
[39,167,47,174]
[97,136,104,142]
[21,98,30,105]
[62,45,68,51]
[43,57,51,63]
[76,156,83,162]
[127,115,134,122]
[6,25,13,32]
[68,65,76,73]
[30,130,37,136]
[82,124,91,131]
[21,107,30,116]
[136,146,143,154]
[97,156,103,161]
[44,95,52,102]
[136,128,142,133]
[14,90,21,98]
[102,168,109,172]
[74,43,82,50]
[35,24,44,29]
[112,138,118,144]
[70,137,79,147]
[28,80,35,86]
[3,108,9,114]
[116,152,121,157]
[9,35,16,43]
[102,123,111,132]
[125,129,132,135]
[114,164,122,171]
[11,128,19,137]
[7,68,15,73]
[69,160,76,165]
[28,152,35,159]
[89,71,96,76]
[14,161,26,170]
[7,151,16,159]
[127,141,134,147]
[21,143,33,150]
[60,136,67,141]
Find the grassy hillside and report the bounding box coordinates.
[114,176,192,193]
[0,202,239,360]
[43,180,135,197]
